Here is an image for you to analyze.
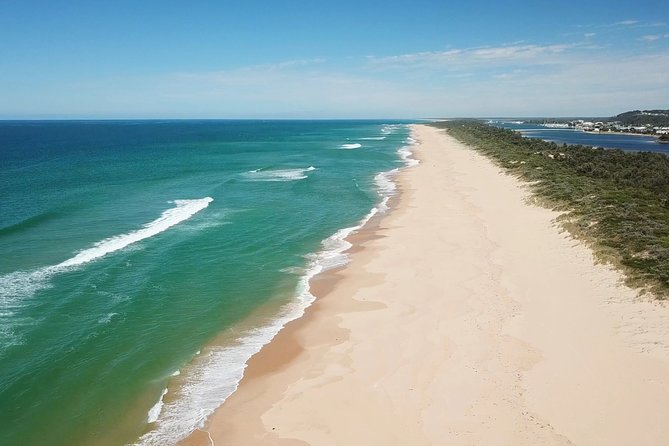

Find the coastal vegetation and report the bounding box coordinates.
[614,110,669,127]
[433,120,669,297]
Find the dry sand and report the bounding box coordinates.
[181,124,669,446]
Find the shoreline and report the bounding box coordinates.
[181,124,669,445]
[177,138,415,446]
[132,126,414,446]
[179,214,394,446]
[582,130,659,138]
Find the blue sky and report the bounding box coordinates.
[1,0,668,118]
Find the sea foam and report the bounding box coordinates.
[242,167,316,182]
[147,388,169,423]
[339,143,362,149]
[381,124,402,134]
[398,140,419,167]
[373,132,419,211]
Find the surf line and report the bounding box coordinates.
[0,198,214,306]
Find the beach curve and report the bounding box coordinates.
[180,124,669,446]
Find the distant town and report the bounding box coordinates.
[528,110,669,138]
[541,120,669,136]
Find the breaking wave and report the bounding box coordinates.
[242,167,316,182]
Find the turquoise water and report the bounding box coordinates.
[0,120,415,445]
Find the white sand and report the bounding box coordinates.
[181,124,669,446]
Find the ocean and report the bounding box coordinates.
[0,120,416,446]
[490,120,666,153]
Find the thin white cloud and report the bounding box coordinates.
[234,58,327,72]
[640,34,662,42]
[472,44,571,59]
[614,20,639,26]
[585,19,665,30]
[367,43,574,69]
[491,69,527,80]
[615,20,667,29]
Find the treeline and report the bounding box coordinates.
[432,120,669,297]
[614,110,669,127]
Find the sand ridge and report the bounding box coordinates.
[181,124,669,446]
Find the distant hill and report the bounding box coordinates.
[613,110,669,126]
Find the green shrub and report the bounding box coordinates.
[431,120,669,297]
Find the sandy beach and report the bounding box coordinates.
[181,124,669,446]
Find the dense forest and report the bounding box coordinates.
[613,110,669,126]
[431,120,669,297]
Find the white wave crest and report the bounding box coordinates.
[58,198,213,269]
[339,143,362,149]
[359,136,386,140]
[242,166,316,182]
[0,198,214,308]
[97,312,118,325]
[372,128,419,213]
[381,124,402,134]
[374,169,399,213]
[398,147,419,167]
[147,388,169,423]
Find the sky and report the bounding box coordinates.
[1,0,668,118]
